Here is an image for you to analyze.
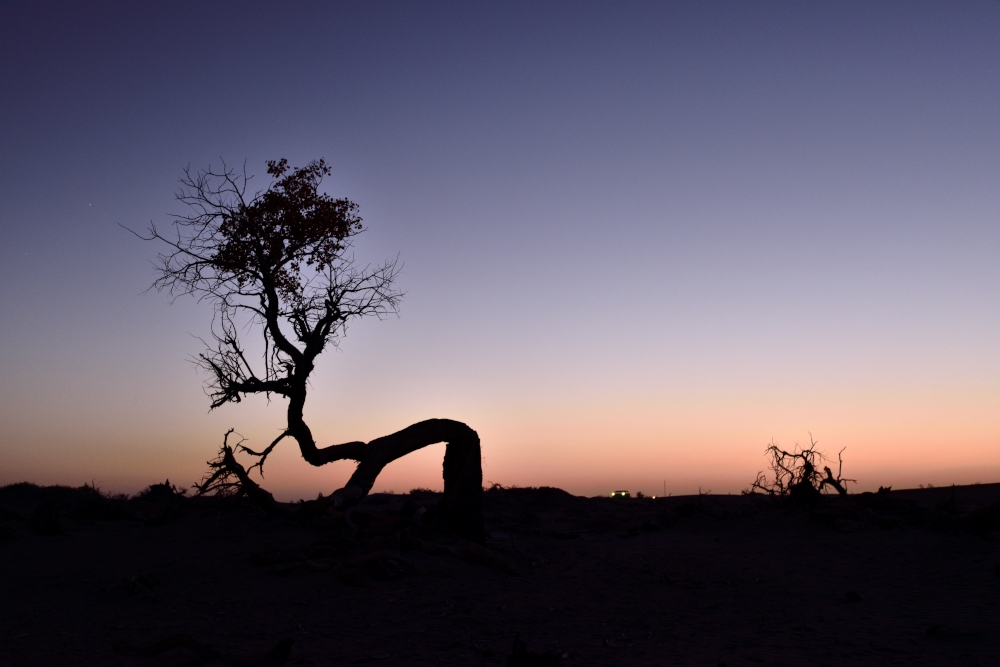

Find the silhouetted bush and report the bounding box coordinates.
[746,436,853,505]
[960,501,1000,535]
[69,483,133,521]
[135,480,189,526]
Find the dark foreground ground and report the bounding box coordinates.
[2,482,1000,666]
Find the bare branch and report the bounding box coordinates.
[239,430,290,477]
[144,158,400,431]
[746,436,853,498]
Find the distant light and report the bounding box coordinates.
[611,490,630,498]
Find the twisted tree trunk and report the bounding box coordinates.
[325,419,484,540]
[204,419,485,541]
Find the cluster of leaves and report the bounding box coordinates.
[152,158,363,306]
[142,158,401,414]
[747,435,854,499]
[212,158,363,303]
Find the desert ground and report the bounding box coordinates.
[2,482,999,666]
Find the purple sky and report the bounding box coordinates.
[1,1,998,498]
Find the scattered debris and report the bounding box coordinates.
[343,550,416,580]
[113,634,221,659]
[925,624,981,641]
[249,522,513,582]
[112,635,293,665]
[506,634,561,666]
[111,573,160,600]
[232,637,294,667]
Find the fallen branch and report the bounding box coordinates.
[194,429,286,515]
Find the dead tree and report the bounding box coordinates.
[141,159,483,539]
[748,435,853,504]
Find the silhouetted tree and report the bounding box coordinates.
[143,159,483,538]
[747,435,853,505]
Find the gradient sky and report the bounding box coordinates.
[1,1,998,499]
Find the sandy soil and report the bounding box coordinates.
[2,482,1000,666]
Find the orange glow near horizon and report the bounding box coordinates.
[3,380,996,501]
